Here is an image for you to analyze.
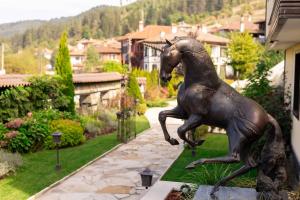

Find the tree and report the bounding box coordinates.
[227,32,263,79]
[5,48,40,74]
[84,46,100,72]
[55,32,75,113]
[127,73,144,103]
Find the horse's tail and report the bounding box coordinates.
[256,114,287,197]
[267,114,283,141]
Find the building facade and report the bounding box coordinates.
[266,0,300,168]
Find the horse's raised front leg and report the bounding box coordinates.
[158,106,187,145]
[177,114,203,148]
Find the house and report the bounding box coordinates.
[266,0,300,172]
[69,39,122,72]
[216,16,263,39]
[141,29,231,79]
[196,31,231,79]
[0,72,123,111]
[117,22,172,68]
[69,49,85,72]
[94,45,121,63]
[141,31,187,72]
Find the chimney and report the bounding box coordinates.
[160,31,166,39]
[139,20,144,32]
[171,24,177,33]
[201,25,208,34]
[248,14,252,22]
[240,16,245,33]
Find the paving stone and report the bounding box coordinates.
[114,194,130,199]
[36,103,183,200]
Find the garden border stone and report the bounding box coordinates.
[27,143,123,200]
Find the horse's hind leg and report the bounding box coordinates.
[210,164,255,196]
[177,114,203,148]
[186,155,240,169]
[158,106,187,145]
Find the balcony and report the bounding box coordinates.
[266,0,300,49]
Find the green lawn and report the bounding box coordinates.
[146,99,169,107]
[0,115,150,200]
[162,134,257,188]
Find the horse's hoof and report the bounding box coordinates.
[170,138,179,145]
[196,140,205,146]
[185,162,196,169]
[210,187,219,196]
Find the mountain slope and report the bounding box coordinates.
[0,0,264,51]
[0,20,45,38]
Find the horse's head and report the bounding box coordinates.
[160,39,182,82]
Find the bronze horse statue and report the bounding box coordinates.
[158,37,287,198]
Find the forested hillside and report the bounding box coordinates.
[0,0,264,51]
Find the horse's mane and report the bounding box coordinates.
[171,37,207,55]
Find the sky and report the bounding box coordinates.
[0,0,136,24]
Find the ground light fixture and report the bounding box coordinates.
[52,131,62,171]
[140,168,153,189]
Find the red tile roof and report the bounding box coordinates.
[142,31,229,50]
[220,21,259,33]
[117,25,173,41]
[0,73,123,88]
[196,32,229,45]
[0,75,31,87]
[73,72,122,83]
[94,45,121,54]
[143,31,188,43]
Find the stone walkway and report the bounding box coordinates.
[36,102,184,200]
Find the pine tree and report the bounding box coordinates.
[55,32,75,113]
[127,73,143,103]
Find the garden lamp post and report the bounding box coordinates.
[52,132,62,171]
[139,168,153,189]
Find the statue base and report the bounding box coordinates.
[193,185,257,200]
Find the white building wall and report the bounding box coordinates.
[285,43,300,163]
[143,46,160,72]
[70,55,85,66]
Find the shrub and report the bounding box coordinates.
[136,103,147,115]
[145,86,161,101]
[95,108,117,130]
[45,119,85,149]
[0,75,70,123]
[18,119,50,152]
[5,118,24,129]
[0,149,23,178]
[243,60,291,144]
[81,116,104,138]
[102,61,127,74]
[0,123,8,141]
[7,131,32,153]
[194,125,209,140]
[127,73,144,103]
[167,82,176,97]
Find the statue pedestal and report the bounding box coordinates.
[193,185,257,200]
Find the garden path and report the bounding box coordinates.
[36,101,184,200]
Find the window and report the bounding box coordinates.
[293,53,300,119]
[145,64,148,71]
[144,47,148,56]
[152,48,157,57]
[152,64,157,71]
[220,47,227,57]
